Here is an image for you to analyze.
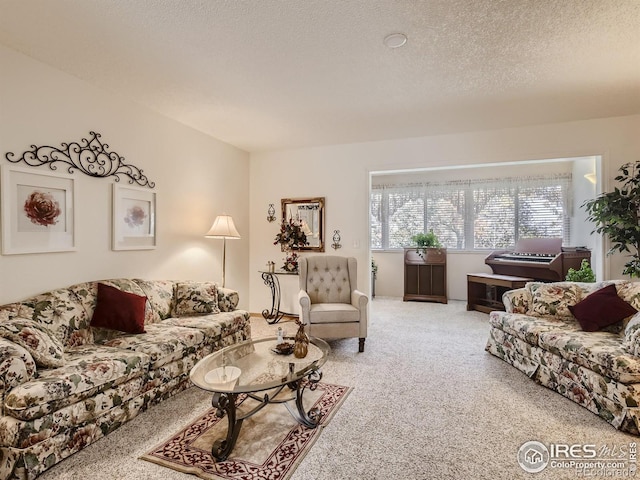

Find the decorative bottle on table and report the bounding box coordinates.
[294,322,309,358]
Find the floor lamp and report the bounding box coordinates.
[205,214,241,287]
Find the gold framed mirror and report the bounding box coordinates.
[281,197,325,252]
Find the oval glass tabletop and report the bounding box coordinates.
[190,335,330,394]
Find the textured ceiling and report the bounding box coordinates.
[1,0,639,152]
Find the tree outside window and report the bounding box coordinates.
[371,175,570,251]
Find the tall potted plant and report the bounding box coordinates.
[583,161,640,277]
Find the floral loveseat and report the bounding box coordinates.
[0,279,251,480]
[486,280,640,435]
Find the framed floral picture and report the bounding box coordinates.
[1,165,76,254]
[112,184,156,250]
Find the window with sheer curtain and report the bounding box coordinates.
[370,174,572,250]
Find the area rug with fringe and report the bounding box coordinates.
[140,382,351,480]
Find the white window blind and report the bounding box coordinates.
[370,190,383,249]
[371,174,572,250]
[388,191,423,248]
[473,186,515,249]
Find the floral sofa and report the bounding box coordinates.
[485,280,640,435]
[0,279,251,480]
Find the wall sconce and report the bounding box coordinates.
[267,204,276,223]
[584,173,596,184]
[331,230,342,250]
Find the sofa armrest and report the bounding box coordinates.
[502,287,531,314]
[624,312,640,356]
[351,290,368,310]
[217,287,239,312]
[351,290,369,337]
[0,338,36,392]
[298,290,311,324]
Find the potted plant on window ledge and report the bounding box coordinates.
[565,259,596,283]
[411,230,443,259]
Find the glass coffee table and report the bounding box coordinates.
[189,335,330,461]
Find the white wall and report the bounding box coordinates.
[571,157,600,277]
[3,43,637,310]
[249,114,640,307]
[372,250,492,299]
[249,150,371,314]
[0,46,251,306]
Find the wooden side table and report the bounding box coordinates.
[467,273,533,313]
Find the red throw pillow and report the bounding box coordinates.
[568,284,637,332]
[90,283,147,334]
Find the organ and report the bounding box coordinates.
[485,238,591,282]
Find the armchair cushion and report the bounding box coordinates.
[309,304,360,324]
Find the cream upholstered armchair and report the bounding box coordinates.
[298,256,368,352]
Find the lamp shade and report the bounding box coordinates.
[205,215,241,239]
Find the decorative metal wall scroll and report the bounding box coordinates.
[331,230,342,250]
[5,131,155,188]
[267,203,276,222]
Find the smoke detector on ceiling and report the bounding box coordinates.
[384,33,407,49]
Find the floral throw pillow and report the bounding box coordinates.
[527,282,581,318]
[616,282,640,311]
[0,318,65,368]
[174,281,220,316]
[502,289,531,314]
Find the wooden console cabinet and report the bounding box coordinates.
[466,273,533,313]
[403,247,447,304]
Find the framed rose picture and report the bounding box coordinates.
[1,165,76,254]
[112,184,156,250]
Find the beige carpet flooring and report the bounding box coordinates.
[39,298,634,480]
